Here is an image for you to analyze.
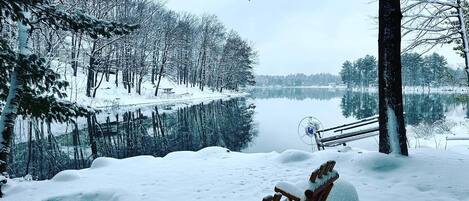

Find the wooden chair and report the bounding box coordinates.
[263,160,339,201]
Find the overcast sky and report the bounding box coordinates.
[165,0,463,75]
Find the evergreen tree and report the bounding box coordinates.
[339,60,353,87]
[361,55,378,87]
[422,53,448,87]
[401,53,423,86]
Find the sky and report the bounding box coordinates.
[165,0,463,75]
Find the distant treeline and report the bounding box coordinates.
[255,73,341,87]
[340,53,467,88]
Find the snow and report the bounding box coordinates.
[386,106,401,154]
[3,146,469,201]
[46,60,247,110]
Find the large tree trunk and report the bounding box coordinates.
[0,17,30,173]
[378,0,408,156]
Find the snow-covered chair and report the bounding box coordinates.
[263,160,339,201]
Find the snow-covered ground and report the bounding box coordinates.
[3,146,469,201]
[65,71,246,109]
[48,61,247,110]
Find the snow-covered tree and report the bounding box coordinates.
[402,0,469,86]
[0,0,137,174]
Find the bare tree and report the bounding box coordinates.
[402,0,469,85]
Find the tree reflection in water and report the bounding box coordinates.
[10,98,256,180]
[339,91,468,126]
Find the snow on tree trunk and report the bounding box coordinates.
[456,0,469,86]
[378,0,409,156]
[0,12,31,173]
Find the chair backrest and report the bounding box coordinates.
[262,160,339,201]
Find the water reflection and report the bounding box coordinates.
[10,98,256,179]
[340,91,378,119]
[334,91,465,126]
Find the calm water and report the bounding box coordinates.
[10,88,469,179]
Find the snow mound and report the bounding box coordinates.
[195,147,231,157]
[45,190,126,201]
[90,157,119,169]
[357,152,404,172]
[328,179,359,201]
[52,170,80,182]
[276,150,313,163]
[164,147,230,160]
[164,151,197,160]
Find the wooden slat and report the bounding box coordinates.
[304,174,339,199]
[273,193,282,201]
[309,168,320,183]
[274,186,301,201]
[327,160,336,172]
[317,164,327,178]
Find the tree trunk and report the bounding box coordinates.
[378,0,408,156]
[155,47,168,96]
[86,43,97,97]
[0,17,30,173]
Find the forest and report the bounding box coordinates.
[1,0,256,98]
[340,53,468,88]
[255,73,341,87]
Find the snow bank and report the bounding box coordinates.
[3,147,469,201]
[65,69,247,109]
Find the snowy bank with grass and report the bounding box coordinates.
[3,146,469,201]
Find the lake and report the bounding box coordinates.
[10,88,469,179]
